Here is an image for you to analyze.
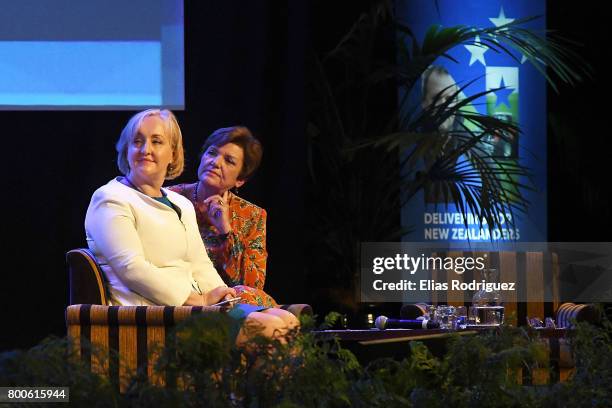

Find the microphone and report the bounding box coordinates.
[375,315,439,330]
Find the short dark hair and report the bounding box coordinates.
[200,126,263,180]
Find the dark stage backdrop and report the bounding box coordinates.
[547,2,611,242]
[1,0,608,351]
[1,1,307,351]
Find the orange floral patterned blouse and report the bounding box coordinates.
[167,183,276,307]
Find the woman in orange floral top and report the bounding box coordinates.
[169,126,276,307]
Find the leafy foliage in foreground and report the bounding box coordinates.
[1,311,611,407]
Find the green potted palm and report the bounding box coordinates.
[305,2,584,318]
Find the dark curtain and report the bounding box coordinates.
[1,0,307,351]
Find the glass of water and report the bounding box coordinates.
[470,268,505,326]
[434,305,457,329]
[469,305,505,326]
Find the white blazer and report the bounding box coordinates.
[85,178,226,306]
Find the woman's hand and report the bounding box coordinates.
[204,286,237,305]
[183,291,205,306]
[203,191,232,234]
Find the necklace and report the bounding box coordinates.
[193,181,200,203]
[123,176,142,193]
[123,176,162,197]
[193,182,231,206]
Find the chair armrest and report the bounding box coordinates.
[556,303,600,328]
[66,304,224,327]
[279,304,313,317]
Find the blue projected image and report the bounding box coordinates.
[0,42,162,106]
[0,0,184,110]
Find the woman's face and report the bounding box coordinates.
[127,115,174,183]
[198,142,245,194]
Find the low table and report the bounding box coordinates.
[315,327,567,343]
[313,327,569,370]
[314,328,479,345]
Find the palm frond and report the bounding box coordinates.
[304,6,586,301]
[399,17,587,92]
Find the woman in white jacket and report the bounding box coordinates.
[85,109,297,344]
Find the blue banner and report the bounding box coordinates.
[397,0,547,242]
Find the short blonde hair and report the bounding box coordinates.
[116,109,184,180]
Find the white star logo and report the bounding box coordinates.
[464,35,488,67]
[490,6,515,28]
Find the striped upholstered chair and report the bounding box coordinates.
[429,250,562,326]
[427,250,601,384]
[65,248,311,391]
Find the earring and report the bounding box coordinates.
[232,186,240,195]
